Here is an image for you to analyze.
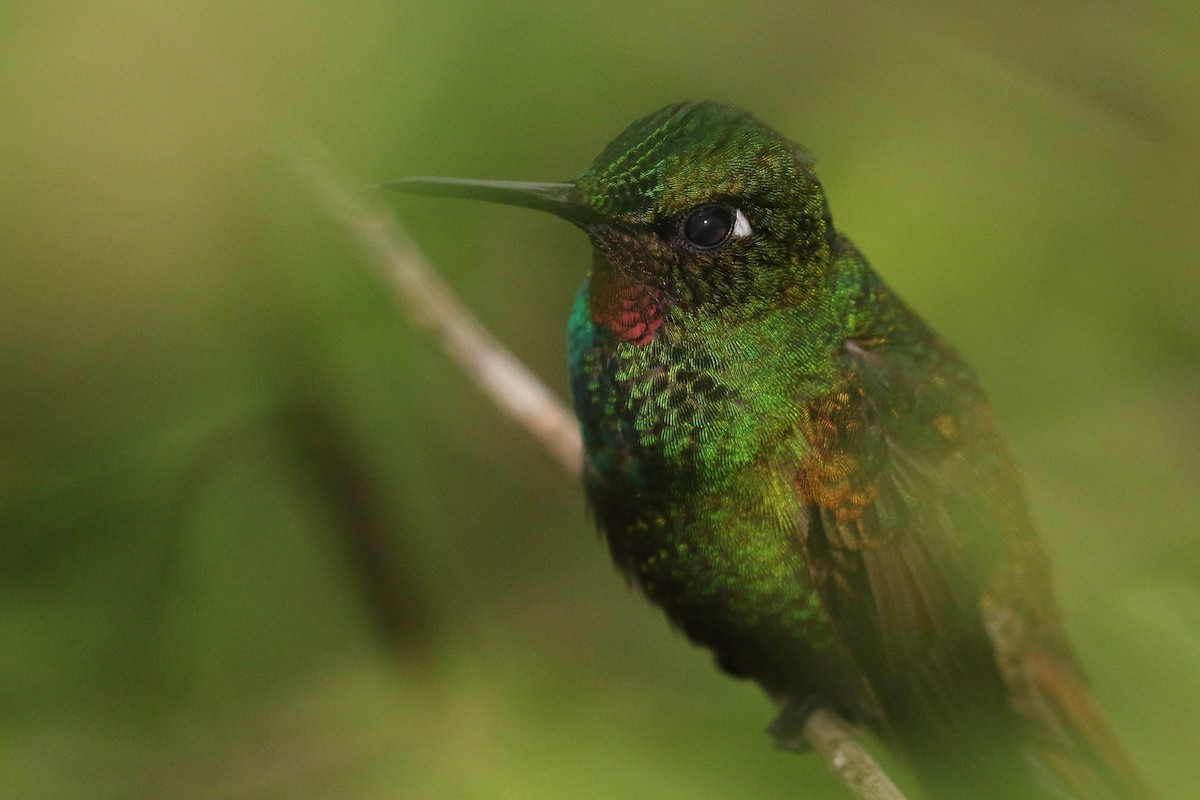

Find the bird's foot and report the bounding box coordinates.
[767,695,833,753]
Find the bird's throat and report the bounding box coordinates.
[588,263,666,346]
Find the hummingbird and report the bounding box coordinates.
[389,102,1154,800]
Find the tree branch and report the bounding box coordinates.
[284,143,909,800]
[802,708,908,800]
[286,144,582,480]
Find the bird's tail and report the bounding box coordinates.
[1015,641,1156,800]
[881,629,1155,800]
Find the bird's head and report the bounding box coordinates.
[388,102,838,339]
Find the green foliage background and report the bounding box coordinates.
[1,2,1197,798]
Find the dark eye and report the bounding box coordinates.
[682,204,733,248]
[680,204,750,249]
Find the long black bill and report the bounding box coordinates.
[382,177,602,226]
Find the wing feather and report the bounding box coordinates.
[793,331,1144,798]
[797,336,1003,680]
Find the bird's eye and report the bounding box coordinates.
[680,204,752,249]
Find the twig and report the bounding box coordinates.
[283,142,908,800]
[286,143,583,479]
[803,708,907,800]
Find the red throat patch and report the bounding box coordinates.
[590,271,665,346]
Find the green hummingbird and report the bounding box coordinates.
[389,102,1153,800]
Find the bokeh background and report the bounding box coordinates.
[1,2,1197,798]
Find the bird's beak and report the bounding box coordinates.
[381,177,603,227]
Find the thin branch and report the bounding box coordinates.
[284,142,909,800]
[803,708,907,800]
[286,143,583,479]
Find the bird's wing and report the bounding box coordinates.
[792,333,1154,800]
[791,332,1062,796]
[793,334,1025,717]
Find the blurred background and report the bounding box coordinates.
[1,1,1197,798]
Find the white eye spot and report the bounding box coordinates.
[732,208,753,239]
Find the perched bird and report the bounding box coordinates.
[390,101,1153,800]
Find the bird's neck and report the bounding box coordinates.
[570,239,897,492]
